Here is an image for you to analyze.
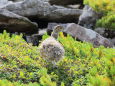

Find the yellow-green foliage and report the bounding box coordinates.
[84,0,115,29]
[0,31,115,86]
[96,12,115,30]
[0,79,40,86]
[84,0,115,13]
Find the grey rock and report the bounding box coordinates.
[0,0,8,6]
[25,36,33,43]
[0,0,13,8]
[95,27,105,36]
[64,23,113,48]
[9,0,24,2]
[95,28,115,38]
[0,9,38,34]
[78,5,100,29]
[39,29,47,36]
[42,0,49,2]
[67,5,80,9]
[9,0,49,2]
[49,0,83,6]
[25,29,47,46]
[2,0,82,22]
[111,38,115,45]
[26,34,40,46]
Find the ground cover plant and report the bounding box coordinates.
[0,31,115,86]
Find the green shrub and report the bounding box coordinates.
[96,12,115,30]
[43,32,115,86]
[0,31,115,86]
[84,0,115,30]
[84,0,115,13]
[0,79,40,86]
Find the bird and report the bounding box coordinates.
[39,25,65,65]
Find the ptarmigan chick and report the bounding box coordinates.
[39,25,65,65]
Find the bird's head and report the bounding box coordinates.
[53,25,64,33]
[51,25,64,39]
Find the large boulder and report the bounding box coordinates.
[46,23,113,47]
[0,0,8,6]
[95,28,115,39]
[0,0,13,8]
[2,0,82,22]
[64,23,113,48]
[78,5,100,29]
[0,9,38,34]
[25,29,47,46]
[49,0,83,6]
[111,38,115,46]
[9,0,24,2]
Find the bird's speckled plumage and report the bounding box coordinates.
[39,25,65,64]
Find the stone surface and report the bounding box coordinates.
[95,28,115,38]
[67,5,80,9]
[64,23,113,47]
[78,5,100,29]
[95,28,105,36]
[0,0,8,6]
[9,0,24,2]
[26,34,40,46]
[25,29,47,46]
[0,9,38,34]
[0,0,13,8]
[46,23,114,47]
[2,0,82,22]
[49,0,83,6]
[39,29,47,36]
[111,38,115,45]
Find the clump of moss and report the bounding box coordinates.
[0,31,46,83]
[96,12,115,30]
[43,32,115,86]
[84,0,115,13]
[0,31,115,86]
[0,79,40,86]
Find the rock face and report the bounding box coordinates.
[95,28,115,38]
[46,23,114,47]
[111,38,115,45]
[0,0,13,8]
[26,34,39,46]
[64,23,113,47]
[2,0,82,22]
[9,0,24,2]
[25,29,47,46]
[0,0,8,6]
[0,9,38,34]
[49,0,83,6]
[78,5,100,29]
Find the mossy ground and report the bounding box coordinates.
[0,31,115,86]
